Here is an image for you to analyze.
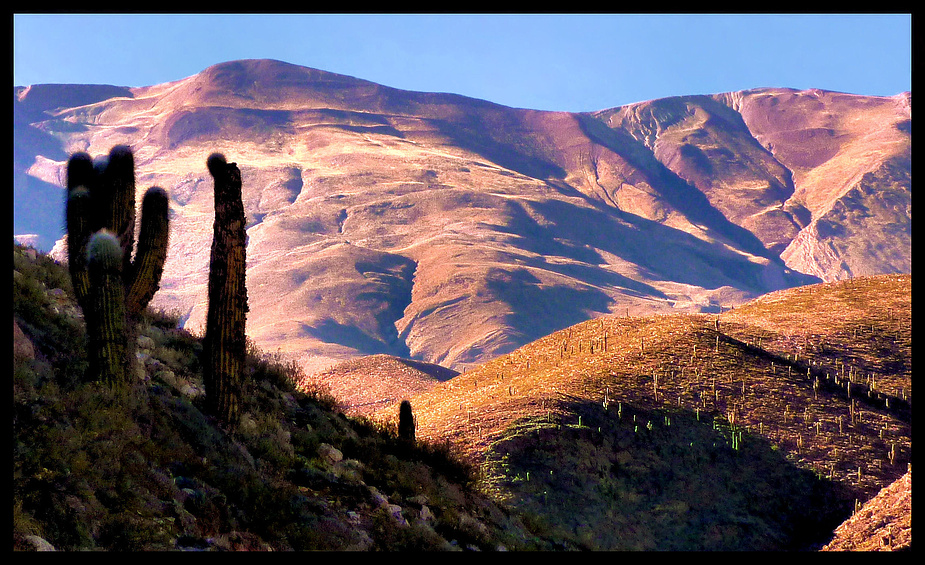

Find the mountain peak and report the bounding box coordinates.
[163,58,381,111]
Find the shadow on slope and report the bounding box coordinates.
[483,399,853,551]
[492,195,818,294]
[14,174,65,253]
[485,267,615,348]
[300,318,412,360]
[577,112,782,262]
[431,113,569,183]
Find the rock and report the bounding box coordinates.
[137,334,156,351]
[345,528,374,551]
[133,352,149,381]
[387,503,409,527]
[179,383,204,398]
[152,368,178,387]
[239,413,259,436]
[22,534,56,551]
[13,320,35,363]
[419,504,435,524]
[458,512,490,542]
[367,486,389,508]
[171,499,198,532]
[144,324,165,343]
[47,288,67,299]
[409,494,430,506]
[317,443,343,467]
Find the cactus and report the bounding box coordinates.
[65,153,95,310]
[65,145,170,385]
[85,230,128,387]
[203,153,248,425]
[398,400,416,443]
[125,187,170,314]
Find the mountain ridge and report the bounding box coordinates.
[14,58,911,372]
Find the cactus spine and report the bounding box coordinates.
[398,400,416,443]
[65,145,170,386]
[204,153,248,425]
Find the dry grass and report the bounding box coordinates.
[822,468,911,551]
[379,274,911,503]
[299,354,458,416]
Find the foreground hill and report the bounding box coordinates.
[12,243,541,551]
[15,59,911,372]
[822,468,911,551]
[374,274,911,549]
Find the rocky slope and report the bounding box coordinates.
[823,469,911,551]
[14,59,911,372]
[12,243,543,552]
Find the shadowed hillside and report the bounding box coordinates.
[12,243,543,551]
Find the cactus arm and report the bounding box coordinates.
[86,230,128,388]
[98,145,137,273]
[125,186,170,316]
[66,186,95,311]
[65,152,99,310]
[66,151,96,192]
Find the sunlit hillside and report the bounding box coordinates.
[373,274,911,549]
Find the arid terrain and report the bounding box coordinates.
[13,243,911,550]
[14,59,910,374]
[13,58,911,551]
[370,274,911,550]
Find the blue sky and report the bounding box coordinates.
[13,13,912,112]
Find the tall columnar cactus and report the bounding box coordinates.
[398,400,416,443]
[65,145,170,385]
[203,153,248,425]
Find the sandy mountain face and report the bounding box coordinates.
[14,59,911,372]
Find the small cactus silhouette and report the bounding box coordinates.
[398,400,416,443]
[203,153,248,425]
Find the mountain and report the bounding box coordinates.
[13,59,911,372]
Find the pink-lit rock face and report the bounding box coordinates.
[16,60,910,373]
